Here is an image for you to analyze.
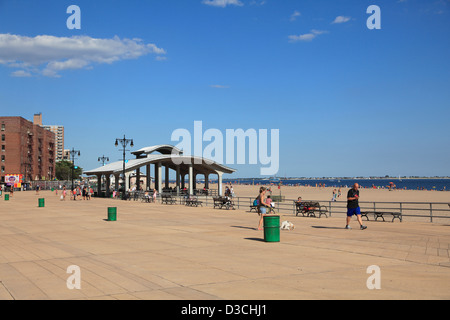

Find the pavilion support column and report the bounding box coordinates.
[181,174,185,190]
[157,162,162,194]
[188,164,194,195]
[146,164,151,190]
[154,164,159,191]
[105,175,111,198]
[114,174,120,191]
[217,171,223,196]
[136,167,141,191]
[165,165,169,189]
[96,174,102,195]
[125,172,131,192]
[176,165,180,195]
[205,174,209,189]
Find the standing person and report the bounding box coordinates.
[62,185,67,201]
[346,183,367,230]
[256,187,270,231]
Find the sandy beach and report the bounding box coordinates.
[189,183,450,203]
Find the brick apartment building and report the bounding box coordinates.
[0,115,56,184]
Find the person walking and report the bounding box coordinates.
[256,187,270,231]
[346,183,367,230]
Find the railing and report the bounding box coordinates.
[130,195,450,223]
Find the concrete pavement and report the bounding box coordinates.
[0,191,449,300]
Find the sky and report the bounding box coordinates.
[0,0,449,178]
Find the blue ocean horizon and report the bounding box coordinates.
[221,178,450,191]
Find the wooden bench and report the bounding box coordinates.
[213,197,235,210]
[294,201,328,218]
[161,194,177,205]
[249,205,276,214]
[185,197,203,207]
[140,193,155,203]
[361,211,402,222]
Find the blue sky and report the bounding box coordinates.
[0,0,449,178]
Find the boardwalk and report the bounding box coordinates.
[0,191,449,300]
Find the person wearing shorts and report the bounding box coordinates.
[346,183,367,230]
[256,187,270,231]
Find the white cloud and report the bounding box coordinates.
[0,33,166,77]
[290,10,301,21]
[332,16,351,24]
[202,0,244,8]
[250,0,266,5]
[288,29,328,42]
[11,70,32,77]
[210,84,230,89]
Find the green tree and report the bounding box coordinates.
[55,160,83,181]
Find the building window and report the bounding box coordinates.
[1,145,5,151]
[1,166,4,173]
[1,155,4,162]
[1,124,4,131]
[1,134,4,141]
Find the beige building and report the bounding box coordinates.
[34,113,65,161]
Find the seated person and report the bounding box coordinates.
[266,195,275,208]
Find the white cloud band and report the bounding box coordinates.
[202,0,244,7]
[0,33,166,77]
[288,29,328,42]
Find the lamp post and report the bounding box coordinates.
[98,155,109,192]
[70,148,81,195]
[98,155,109,166]
[115,135,133,200]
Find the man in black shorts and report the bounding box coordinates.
[346,183,367,230]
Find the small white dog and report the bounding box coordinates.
[280,220,295,231]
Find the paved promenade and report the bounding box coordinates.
[0,191,449,300]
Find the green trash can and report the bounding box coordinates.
[5,194,9,201]
[108,207,117,221]
[263,215,280,242]
[38,198,45,207]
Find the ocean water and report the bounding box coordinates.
[223,178,450,191]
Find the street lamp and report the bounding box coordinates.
[98,155,109,193]
[98,155,109,166]
[70,148,81,195]
[115,135,133,200]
